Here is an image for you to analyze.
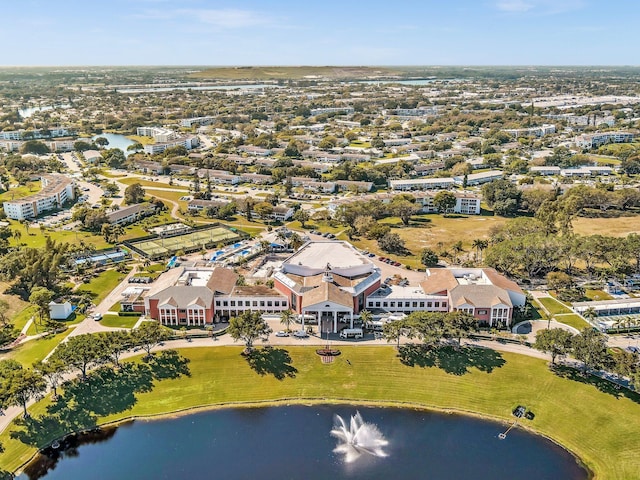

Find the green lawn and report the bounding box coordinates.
[75,270,125,304]
[99,315,139,329]
[118,177,187,190]
[0,182,41,203]
[537,297,572,315]
[7,221,111,250]
[585,289,613,301]
[9,306,37,333]
[1,346,640,478]
[0,328,72,366]
[554,314,590,330]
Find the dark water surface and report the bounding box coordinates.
[21,405,587,480]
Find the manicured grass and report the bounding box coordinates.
[0,328,72,365]
[8,306,36,333]
[1,346,640,478]
[126,135,155,145]
[75,270,125,304]
[537,297,572,315]
[118,177,188,190]
[0,182,40,203]
[585,289,613,301]
[99,315,139,329]
[554,313,590,330]
[7,221,111,250]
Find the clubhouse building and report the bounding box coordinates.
[144,241,525,330]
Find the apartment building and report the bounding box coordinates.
[3,174,75,220]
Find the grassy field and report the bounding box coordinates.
[328,213,507,268]
[554,314,590,330]
[573,216,640,237]
[75,270,126,305]
[1,346,640,478]
[6,221,111,250]
[585,289,613,301]
[189,66,402,80]
[126,135,155,145]
[537,297,572,315]
[118,177,188,191]
[99,315,139,329]
[0,328,73,365]
[0,182,41,203]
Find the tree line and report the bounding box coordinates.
[534,327,640,390]
[0,323,170,418]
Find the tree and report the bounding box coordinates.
[284,140,301,158]
[443,311,477,347]
[482,179,520,216]
[433,191,457,214]
[228,310,272,351]
[73,140,94,152]
[389,197,418,226]
[420,248,439,268]
[217,202,237,220]
[33,358,67,399]
[471,239,489,262]
[29,287,53,325]
[280,310,295,332]
[383,320,409,348]
[104,182,120,196]
[124,183,145,204]
[94,136,109,148]
[20,140,50,155]
[359,310,373,330]
[572,328,609,373]
[51,334,105,380]
[378,232,406,254]
[582,307,597,324]
[99,330,132,367]
[407,312,445,347]
[293,208,310,228]
[0,360,45,418]
[131,322,171,358]
[546,271,573,291]
[533,328,574,364]
[254,202,274,222]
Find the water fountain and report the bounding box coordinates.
[331,411,389,463]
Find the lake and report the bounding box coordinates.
[18,104,70,118]
[20,405,587,480]
[90,133,136,157]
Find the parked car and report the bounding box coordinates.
[275,331,290,337]
[293,330,309,338]
[93,313,103,321]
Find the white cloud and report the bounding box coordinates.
[134,8,275,29]
[496,0,534,12]
[494,0,585,15]
[179,8,273,29]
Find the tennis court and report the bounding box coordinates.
[131,226,242,258]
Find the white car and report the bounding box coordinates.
[93,313,103,321]
[275,331,289,337]
[293,330,308,338]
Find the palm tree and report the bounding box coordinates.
[289,232,304,251]
[472,239,489,263]
[359,310,373,330]
[12,228,22,245]
[112,225,125,244]
[280,309,295,332]
[582,307,597,325]
[612,317,624,334]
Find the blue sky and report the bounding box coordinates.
[2,0,638,66]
